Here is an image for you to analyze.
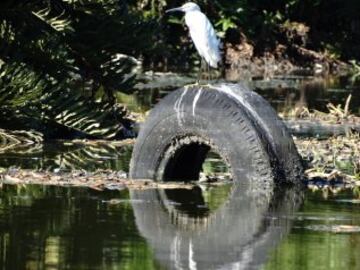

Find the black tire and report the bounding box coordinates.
[130,83,303,188]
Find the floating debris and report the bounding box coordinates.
[281,94,359,124]
[0,168,197,191]
[295,134,360,192]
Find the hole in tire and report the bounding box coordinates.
[162,141,232,183]
[159,138,233,227]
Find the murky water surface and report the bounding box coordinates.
[0,184,359,270]
[130,74,360,116]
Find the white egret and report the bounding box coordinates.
[166,2,221,80]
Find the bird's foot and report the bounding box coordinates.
[185,81,201,88]
[184,82,213,90]
[203,82,214,87]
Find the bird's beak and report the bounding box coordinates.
[165,7,183,13]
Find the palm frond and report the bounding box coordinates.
[32,7,73,32]
[0,62,131,139]
[0,0,156,139]
[43,85,129,139]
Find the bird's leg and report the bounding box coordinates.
[204,64,213,87]
[207,63,212,82]
[197,58,204,84]
[205,62,209,81]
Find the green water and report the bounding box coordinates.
[0,184,359,270]
[0,185,162,270]
[264,191,360,270]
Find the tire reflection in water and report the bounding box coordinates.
[131,183,303,270]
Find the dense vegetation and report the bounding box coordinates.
[1,0,359,139]
[148,0,360,69]
[0,0,155,139]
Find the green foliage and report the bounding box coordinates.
[0,0,156,139]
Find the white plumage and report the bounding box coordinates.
[166,2,221,68]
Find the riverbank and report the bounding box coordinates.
[224,42,351,81]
